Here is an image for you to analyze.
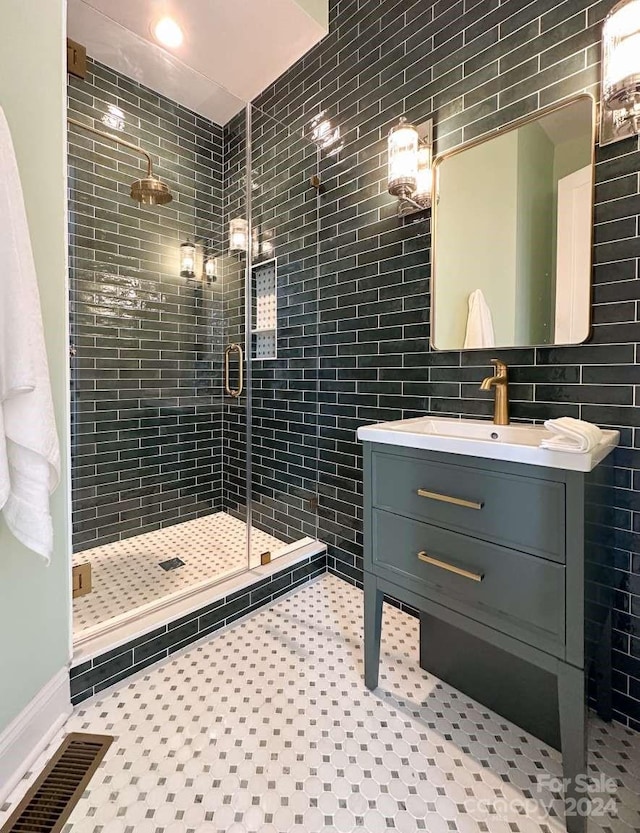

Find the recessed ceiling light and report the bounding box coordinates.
[153,17,183,49]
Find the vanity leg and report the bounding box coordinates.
[595,611,613,722]
[364,573,384,690]
[557,663,587,833]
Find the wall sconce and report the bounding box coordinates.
[181,238,218,284]
[228,218,268,260]
[258,228,275,258]
[388,117,419,201]
[229,218,248,252]
[601,0,640,144]
[180,240,196,279]
[204,255,218,283]
[387,117,433,214]
[414,142,433,210]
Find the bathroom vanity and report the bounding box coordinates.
[358,416,619,833]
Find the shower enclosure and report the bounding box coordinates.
[67,54,321,640]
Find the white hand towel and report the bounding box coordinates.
[463,289,495,349]
[540,417,603,454]
[0,106,60,561]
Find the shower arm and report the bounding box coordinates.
[67,117,154,178]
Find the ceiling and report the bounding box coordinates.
[67,0,328,125]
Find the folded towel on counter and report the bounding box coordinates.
[0,106,60,561]
[463,289,495,349]
[540,417,603,454]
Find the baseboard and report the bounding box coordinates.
[0,668,72,804]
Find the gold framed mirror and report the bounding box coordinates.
[430,93,597,351]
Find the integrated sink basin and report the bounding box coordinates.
[357,416,619,472]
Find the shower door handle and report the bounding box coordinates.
[225,343,244,398]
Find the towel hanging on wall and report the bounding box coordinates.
[0,105,60,561]
[463,289,495,349]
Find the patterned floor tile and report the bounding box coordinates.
[73,512,289,634]
[3,575,638,833]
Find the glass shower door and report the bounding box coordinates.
[242,104,321,568]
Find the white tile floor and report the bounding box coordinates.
[4,575,639,833]
[73,513,288,635]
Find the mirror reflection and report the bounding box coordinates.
[431,95,595,351]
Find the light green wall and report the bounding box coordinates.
[434,132,518,349]
[0,0,70,730]
[515,122,554,344]
[553,136,592,183]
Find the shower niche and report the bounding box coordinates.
[251,259,277,360]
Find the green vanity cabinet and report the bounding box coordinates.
[362,441,613,833]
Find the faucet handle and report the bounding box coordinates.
[489,358,508,377]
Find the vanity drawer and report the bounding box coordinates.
[372,451,565,562]
[371,510,565,655]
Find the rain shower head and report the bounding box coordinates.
[130,175,173,206]
[68,117,173,206]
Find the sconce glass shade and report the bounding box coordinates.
[388,117,419,199]
[204,256,218,282]
[414,143,433,208]
[602,0,640,131]
[229,218,248,252]
[180,241,196,279]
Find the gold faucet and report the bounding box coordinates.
[480,359,509,425]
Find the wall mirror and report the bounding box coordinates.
[431,94,596,351]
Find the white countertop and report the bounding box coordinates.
[357,416,619,473]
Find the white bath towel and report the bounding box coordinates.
[0,106,60,561]
[463,289,495,349]
[540,417,603,454]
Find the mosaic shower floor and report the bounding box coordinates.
[5,575,639,833]
[73,512,289,635]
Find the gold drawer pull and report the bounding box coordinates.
[417,551,484,582]
[417,488,483,510]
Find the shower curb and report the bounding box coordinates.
[69,551,327,704]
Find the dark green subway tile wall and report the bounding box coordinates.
[244,0,640,729]
[68,59,225,551]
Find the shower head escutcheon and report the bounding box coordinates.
[67,117,173,206]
